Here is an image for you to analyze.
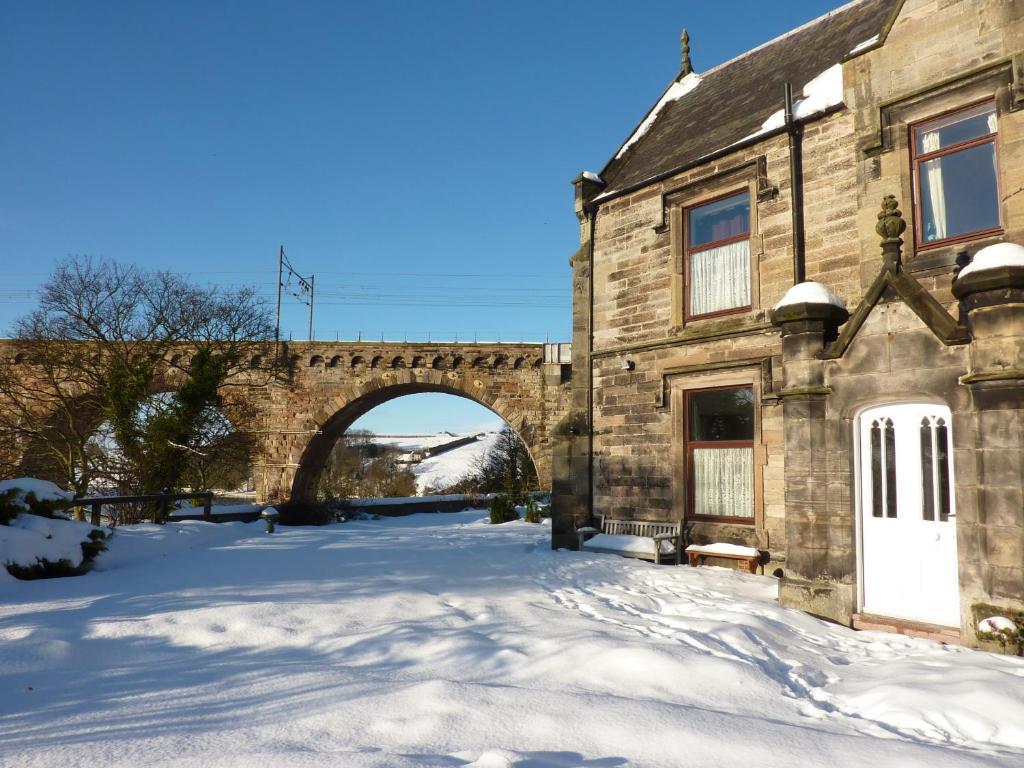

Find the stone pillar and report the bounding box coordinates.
[551,173,604,549]
[951,244,1024,630]
[772,293,850,622]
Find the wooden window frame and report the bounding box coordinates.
[909,98,1003,252]
[684,383,756,525]
[683,189,752,321]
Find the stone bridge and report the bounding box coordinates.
[253,342,572,501]
[1,339,573,503]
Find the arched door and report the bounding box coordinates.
[858,403,959,627]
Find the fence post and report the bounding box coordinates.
[91,502,101,526]
[203,491,212,519]
[158,488,170,523]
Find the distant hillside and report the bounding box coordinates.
[369,432,498,494]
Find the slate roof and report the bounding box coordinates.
[597,0,900,196]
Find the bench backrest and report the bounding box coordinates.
[601,518,681,538]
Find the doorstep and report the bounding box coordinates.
[852,613,961,644]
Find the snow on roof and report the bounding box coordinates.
[742,64,845,142]
[614,72,702,160]
[595,0,896,197]
[596,62,847,201]
[582,171,604,184]
[956,242,1024,279]
[848,33,880,55]
[774,281,847,311]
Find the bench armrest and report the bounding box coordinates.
[577,526,600,551]
[653,532,679,541]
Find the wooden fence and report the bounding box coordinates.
[73,490,213,525]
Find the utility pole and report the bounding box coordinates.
[275,245,284,357]
[308,273,315,340]
[275,246,314,342]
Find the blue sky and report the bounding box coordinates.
[1,0,844,433]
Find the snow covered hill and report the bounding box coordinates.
[371,432,499,494]
[1,513,1023,767]
[410,432,498,493]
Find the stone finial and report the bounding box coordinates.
[680,29,692,76]
[876,195,906,270]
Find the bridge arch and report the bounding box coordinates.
[288,374,545,502]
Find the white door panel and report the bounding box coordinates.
[859,403,959,627]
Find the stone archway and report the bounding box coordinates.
[289,380,541,501]
[247,342,571,503]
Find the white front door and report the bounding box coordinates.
[859,403,960,627]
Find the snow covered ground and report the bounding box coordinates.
[411,432,498,493]
[2,512,1023,767]
[367,432,497,493]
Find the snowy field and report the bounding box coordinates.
[411,433,497,493]
[2,512,1023,768]
[368,432,497,493]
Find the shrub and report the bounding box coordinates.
[0,479,73,524]
[275,499,334,526]
[489,494,519,525]
[523,498,542,524]
[5,528,108,581]
[1,479,107,580]
[977,615,1024,655]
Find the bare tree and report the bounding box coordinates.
[0,256,279,496]
[318,431,418,500]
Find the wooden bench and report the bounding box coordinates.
[577,518,682,565]
[685,543,762,574]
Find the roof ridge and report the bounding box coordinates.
[698,0,870,79]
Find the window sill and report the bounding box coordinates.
[914,227,1004,255]
[688,516,755,525]
[907,230,1006,274]
[685,305,752,323]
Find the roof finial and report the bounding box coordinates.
[876,195,906,270]
[680,28,692,76]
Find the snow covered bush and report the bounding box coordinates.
[0,478,108,580]
[523,498,543,524]
[977,614,1024,655]
[0,477,73,524]
[488,494,519,524]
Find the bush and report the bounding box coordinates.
[489,494,519,525]
[0,479,73,525]
[5,528,108,581]
[523,498,542,524]
[1,479,107,580]
[275,499,334,526]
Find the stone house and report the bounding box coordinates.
[552,0,1024,646]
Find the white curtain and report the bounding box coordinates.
[988,113,999,179]
[692,447,753,518]
[921,131,946,241]
[690,240,750,316]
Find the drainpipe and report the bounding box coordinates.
[586,202,597,523]
[785,82,806,285]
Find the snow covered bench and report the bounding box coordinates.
[685,543,762,574]
[577,518,682,565]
